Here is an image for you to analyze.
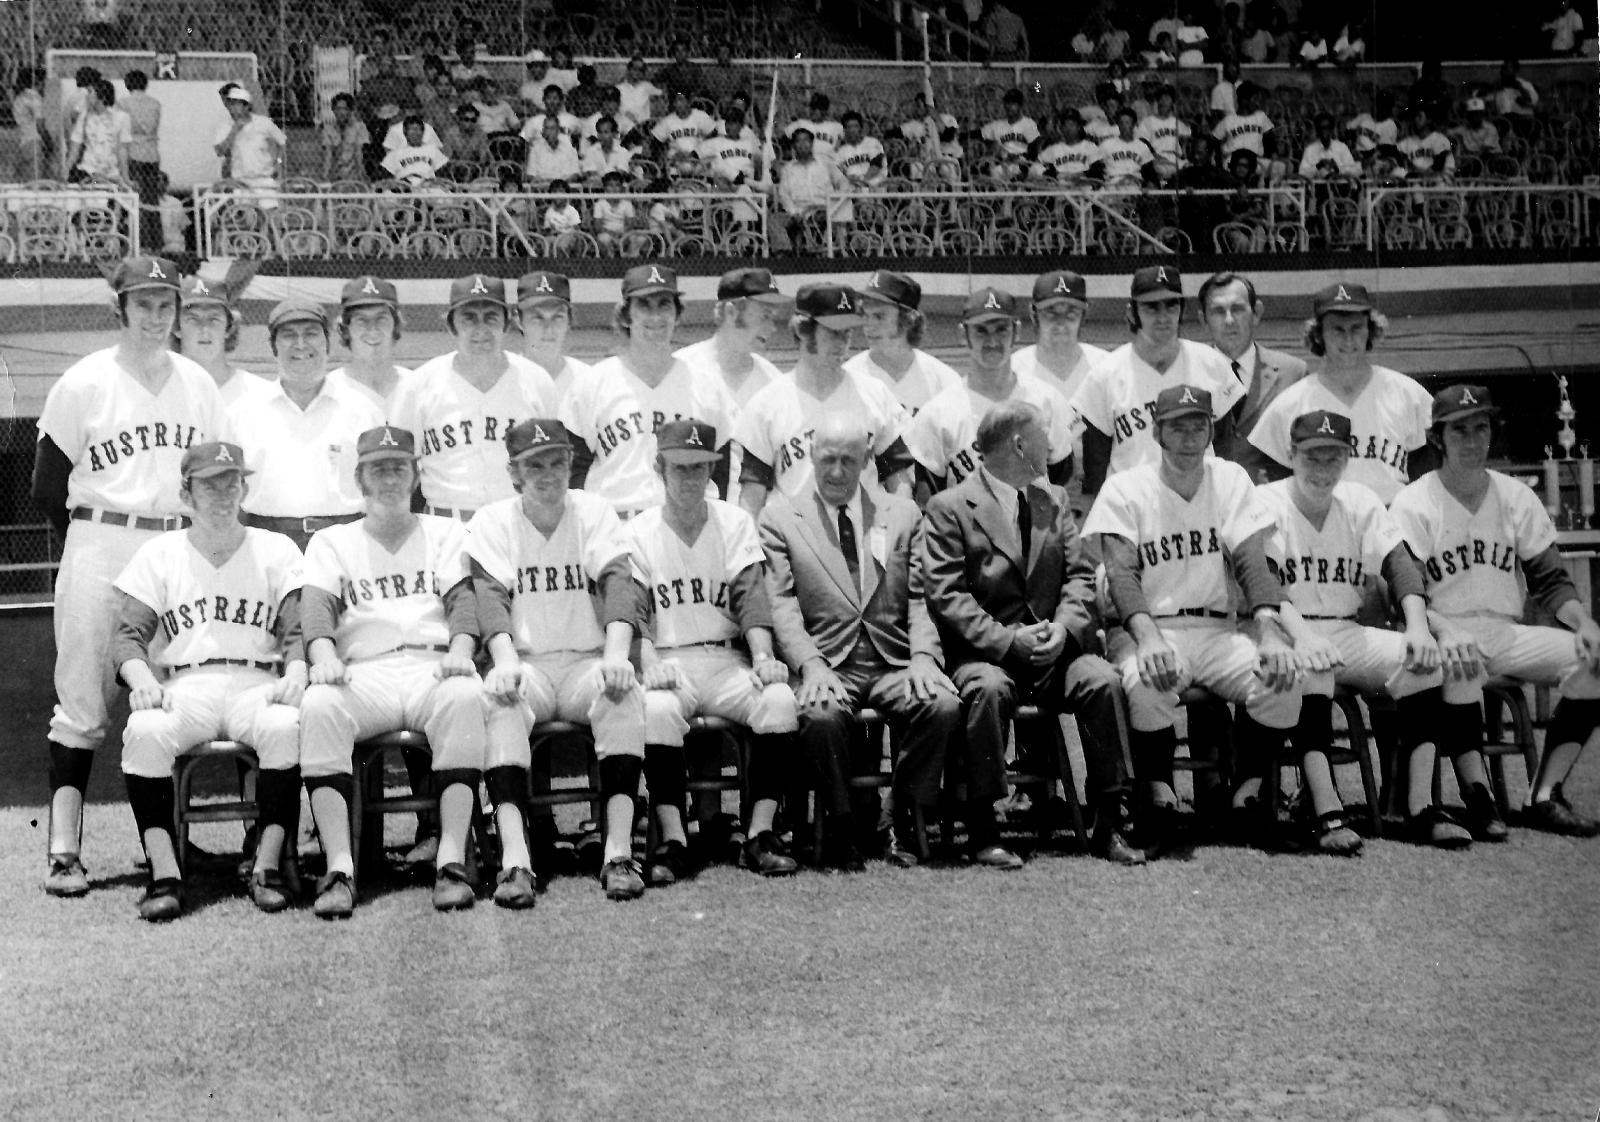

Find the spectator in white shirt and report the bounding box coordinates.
[591,170,637,252]
[777,128,851,249]
[1334,20,1366,68]
[1298,111,1360,178]
[1493,59,1540,116]
[1346,88,1399,166]
[1453,98,1501,155]
[1297,25,1330,69]
[582,87,639,148]
[1241,18,1274,62]
[1545,0,1584,55]
[698,105,760,184]
[546,45,580,93]
[472,78,521,136]
[383,113,443,152]
[1176,14,1209,66]
[833,111,887,188]
[380,115,449,184]
[212,83,284,194]
[617,56,663,128]
[525,114,582,183]
[1398,106,1456,180]
[1137,86,1191,171]
[66,77,132,187]
[449,40,488,89]
[519,50,552,116]
[652,89,715,176]
[785,92,844,158]
[581,116,637,182]
[1210,58,1241,124]
[1212,82,1275,164]
[520,86,582,146]
[541,180,585,244]
[1033,109,1101,183]
[981,88,1041,179]
[1094,107,1155,186]
[1085,83,1122,142]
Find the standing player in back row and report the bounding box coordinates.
[1072,265,1242,509]
[1247,283,1434,505]
[390,272,561,521]
[32,256,224,897]
[1011,270,1106,518]
[176,275,265,409]
[843,270,962,415]
[734,283,913,516]
[327,275,412,416]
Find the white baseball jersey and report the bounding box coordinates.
[302,515,470,660]
[906,373,1076,484]
[1071,340,1243,476]
[674,337,783,410]
[1390,471,1553,618]
[628,501,765,648]
[466,490,635,656]
[1096,136,1153,182]
[697,132,758,181]
[1212,110,1274,156]
[583,354,738,511]
[652,109,714,156]
[547,354,652,514]
[981,116,1040,156]
[228,378,385,518]
[833,137,886,185]
[37,347,224,517]
[1257,479,1404,619]
[1136,114,1192,161]
[391,352,560,512]
[1347,113,1398,154]
[1036,139,1101,179]
[216,368,269,411]
[1083,459,1274,616]
[327,364,415,416]
[785,117,844,154]
[114,528,303,670]
[732,369,909,499]
[843,348,962,415]
[1012,342,1108,406]
[1247,367,1432,505]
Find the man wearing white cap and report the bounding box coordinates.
[212,83,285,202]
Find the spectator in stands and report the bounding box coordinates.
[787,93,844,158]
[1398,106,1456,181]
[1544,0,1584,55]
[1211,58,1242,124]
[11,67,50,182]
[213,84,284,198]
[592,170,637,253]
[618,56,663,129]
[1071,17,1101,62]
[1084,83,1121,142]
[981,88,1040,180]
[834,112,887,189]
[1347,88,1399,167]
[442,102,492,168]
[62,65,101,154]
[656,37,706,102]
[1034,109,1099,183]
[703,42,748,107]
[1333,18,1366,68]
[541,180,584,245]
[1176,10,1210,66]
[1138,86,1191,179]
[381,114,449,185]
[1215,2,1246,58]
[1270,9,1299,61]
[699,105,759,186]
[1176,135,1233,244]
[450,40,489,89]
[383,105,443,154]
[776,128,851,252]
[120,70,161,249]
[1298,111,1359,179]
[360,27,415,121]
[525,113,582,183]
[473,78,521,137]
[1141,32,1178,70]
[1493,59,1540,117]
[1297,23,1329,69]
[981,1,1031,61]
[421,70,459,138]
[653,90,716,177]
[1408,58,1453,123]
[1454,97,1501,155]
[1212,82,1276,179]
[547,45,580,94]
[583,87,638,148]
[322,92,371,183]
[404,32,447,84]
[582,116,637,182]
[1241,17,1274,62]
[1149,10,1183,48]
[1226,149,1268,213]
[520,50,552,116]
[66,77,131,188]
[1095,107,1155,187]
[1098,13,1132,61]
[522,85,582,147]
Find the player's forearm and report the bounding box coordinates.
[1522,543,1580,616]
[1101,534,1152,623]
[120,658,161,694]
[1277,600,1319,647]
[728,564,774,633]
[595,558,644,628]
[1556,598,1593,633]
[307,637,340,667]
[745,626,777,663]
[602,619,634,664]
[110,595,161,680]
[1398,593,1430,634]
[486,632,519,670]
[1231,532,1281,612]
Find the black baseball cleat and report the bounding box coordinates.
[646,839,692,887]
[138,878,185,923]
[313,871,356,919]
[42,854,90,898]
[432,862,476,911]
[493,867,538,909]
[739,830,798,876]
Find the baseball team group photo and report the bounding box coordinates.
[3,0,1598,1117]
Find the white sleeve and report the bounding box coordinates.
[465,508,516,588]
[1071,366,1112,434]
[721,505,766,579]
[301,528,345,597]
[1245,393,1292,466]
[1355,489,1406,572]
[1043,390,1075,463]
[1506,476,1558,558]
[1388,485,1436,562]
[1403,378,1432,450]
[36,376,88,459]
[731,395,775,467]
[903,405,948,474]
[1216,463,1278,551]
[112,538,166,612]
[268,534,305,601]
[434,517,472,589]
[581,499,638,581]
[868,380,911,455]
[1080,475,1139,541]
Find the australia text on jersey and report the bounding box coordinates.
[420,415,519,453]
[87,422,203,471]
[339,569,443,605]
[1420,536,1518,582]
[651,575,731,611]
[1277,553,1365,586]
[160,594,278,641]
[1137,527,1222,568]
[512,563,600,596]
[594,407,698,457]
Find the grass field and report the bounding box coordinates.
[5,762,1598,1121]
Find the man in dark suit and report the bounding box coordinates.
[923,400,1144,867]
[761,413,961,869]
[1202,270,1307,481]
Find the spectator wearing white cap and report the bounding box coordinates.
[212,84,285,200]
[1453,99,1501,155]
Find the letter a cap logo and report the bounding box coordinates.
[622,263,679,298]
[358,424,418,463]
[1154,383,1213,423]
[962,286,1016,324]
[657,418,722,463]
[507,418,573,460]
[450,272,506,311]
[114,255,181,295]
[1290,409,1352,449]
[1314,280,1373,317]
[181,440,252,481]
[1432,383,1497,426]
[342,274,398,311]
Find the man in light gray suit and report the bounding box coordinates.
[1202,271,1308,482]
[760,413,960,870]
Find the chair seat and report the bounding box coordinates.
[173,740,260,874]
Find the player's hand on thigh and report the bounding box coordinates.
[1436,628,1483,682]
[1573,617,1600,673]
[1402,624,1440,673]
[1256,634,1302,693]
[751,655,790,689]
[485,662,527,704]
[1136,634,1180,692]
[798,662,850,707]
[130,682,169,712]
[436,650,478,679]
[270,663,308,707]
[1298,634,1345,674]
[597,656,637,700]
[309,657,349,687]
[903,656,956,702]
[642,659,683,691]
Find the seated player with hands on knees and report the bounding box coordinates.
[1390,384,1600,839]
[112,442,306,921]
[1256,410,1444,853]
[1083,384,1302,857]
[297,425,492,919]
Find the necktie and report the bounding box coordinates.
[1017,488,1032,567]
[837,505,860,591]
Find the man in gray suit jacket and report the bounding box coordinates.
[1202,271,1308,482]
[761,413,960,870]
[923,400,1144,868]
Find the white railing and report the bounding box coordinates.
[1361,183,1594,250]
[0,184,142,264]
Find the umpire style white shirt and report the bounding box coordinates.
[228,376,384,518]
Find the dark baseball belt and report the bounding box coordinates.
[72,507,189,532]
[1155,608,1233,619]
[169,658,277,674]
[244,513,362,536]
[424,505,476,520]
[354,643,452,661]
[1301,614,1357,621]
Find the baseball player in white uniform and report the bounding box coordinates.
[1013,270,1106,518]
[584,264,740,515]
[327,275,413,415]
[298,425,496,918]
[1248,283,1435,505]
[734,283,913,516]
[32,255,225,897]
[1083,384,1302,855]
[111,441,305,920]
[468,419,651,901]
[176,275,265,410]
[1391,384,1600,839]
[1073,265,1242,508]
[906,287,1076,494]
[391,272,560,520]
[632,419,801,884]
[1257,410,1444,852]
[843,270,962,415]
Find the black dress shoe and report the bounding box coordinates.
[972,843,1024,869]
[739,831,798,876]
[824,837,867,872]
[1093,828,1147,866]
[1464,784,1509,843]
[138,877,185,922]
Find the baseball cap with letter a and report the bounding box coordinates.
[179,274,230,310]
[962,287,1018,325]
[449,272,507,312]
[506,418,573,461]
[717,267,787,304]
[795,283,865,329]
[622,263,680,299]
[341,275,399,313]
[656,418,722,464]
[860,270,921,311]
[112,255,181,296]
[181,441,252,481]
[1289,409,1353,451]
[1312,281,1372,317]
[1032,270,1088,309]
[1130,264,1183,301]
[1152,383,1213,423]
[517,270,571,309]
[356,425,417,464]
[1431,384,1499,426]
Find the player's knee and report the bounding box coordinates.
[1245,687,1301,731]
[643,688,689,746]
[798,697,851,732]
[432,674,489,716]
[252,705,301,770]
[750,682,799,734]
[121,711,179,776]
[298,684,348,729]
